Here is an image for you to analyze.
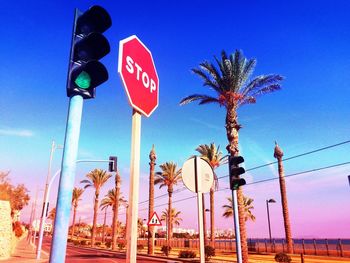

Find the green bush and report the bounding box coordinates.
[137,244,144,250]
[105,241,112,248]
[178,250,196,258]
[118,241,126,250]
[161,245,171,256]
[275,252,292,263]
[80,240,90,246]
[205,245,215,260]
[12,222,23,238]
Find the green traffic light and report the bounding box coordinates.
[75,71,91,89]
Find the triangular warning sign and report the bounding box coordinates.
[147,211,162,226]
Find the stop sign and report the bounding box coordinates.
[118,35,159,117]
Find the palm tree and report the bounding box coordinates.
[71,187,84,239]
[81,169,112,246]
[180,50,283,263]
[155,162,182,240]
[48,207,56,221]
[222,196,256,222]
[274,142,293,253]
[196,143,225,244]
[100,187,127,249]
[161,208,182,237]
[137,218,146,237]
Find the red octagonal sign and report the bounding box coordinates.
[118,35,159,117]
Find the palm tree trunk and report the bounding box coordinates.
[148,145,156,255]
[71,205,77,239]
[274,143,293,253]
[168,190,172,242]
[112,174,121,250]
[102,207,107,243]
[225,106,249,263]
[91,191,99,247]
[210,188,215,245]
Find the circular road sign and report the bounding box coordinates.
[182,156,214,193]
[118,35,159,117]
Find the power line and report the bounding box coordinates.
[218,139,350,179]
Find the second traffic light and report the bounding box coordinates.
[109,156,117,172]
[67,5,112,99]
[228,155,246,190]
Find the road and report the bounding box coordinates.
[42,238,178,263]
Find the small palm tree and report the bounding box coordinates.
[196,143,225,243]
[155,162,182,240]
[161,208,182,237]
[81,169,112,246]
[100,188,127,246]
[222,196,256,222]
[71,187,84,239]
[180,50,283,263]
[137,218,146,237]
[48,207,56,221]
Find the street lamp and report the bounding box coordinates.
[266,199,276,242]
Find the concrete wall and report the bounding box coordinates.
[0,200,12,259]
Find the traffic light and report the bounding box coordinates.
[228,155,246,190]
[109,156,117,172]
[67,5,112,99]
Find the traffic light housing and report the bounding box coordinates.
[228,155,246,190]
[67,5,112,99]
[109,156,117,172]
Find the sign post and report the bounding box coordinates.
[118,35,159,263]
[182,156,214,263]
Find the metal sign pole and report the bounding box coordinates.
[49,95,83,263]
[194,156,205,263]
[232,189,242,263]
[126,110,142,263]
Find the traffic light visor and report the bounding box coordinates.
[76,5,112,35]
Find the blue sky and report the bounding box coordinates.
[1,0,350,238]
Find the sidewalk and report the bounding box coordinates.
[1,236,49,263]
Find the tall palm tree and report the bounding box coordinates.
[222,196,256,222]
[100,187,127,249]
[274,142,293,253]
[80,169,112,246]
[196,143,225,244]
[155,162,182,240]
[71,187,84,239]
[180,50,283,263]
[161,208,182,237]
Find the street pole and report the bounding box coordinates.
[126,110,142,263]
[232,189,242,263]
[37,141,62,259]
[267,200,272,242]
[50,95,83,263]
[37,169,61,259]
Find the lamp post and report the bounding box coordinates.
[266,199,276,242]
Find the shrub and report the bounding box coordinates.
[275,252,292,263]
[12,221,23,238]
[67,238,72,243]
[118,241,126,250]
[105,241,112,248]
[137,244,144,251]
[161,245,171,256]
[205,245,215,260]
[178,250,196,258]
[95,241,101,246]
[73,240,80,246]
[80,240,90,246]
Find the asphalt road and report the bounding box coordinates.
[42,238,177,263]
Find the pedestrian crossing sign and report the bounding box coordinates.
[147,211,162,226]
